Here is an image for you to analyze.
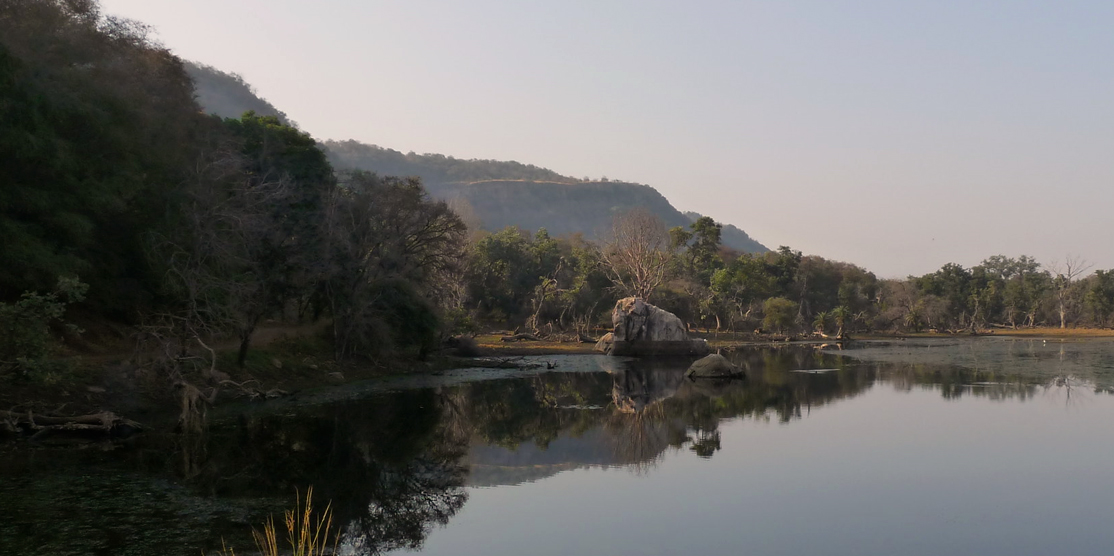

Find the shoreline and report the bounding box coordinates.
[5,326,1113,439]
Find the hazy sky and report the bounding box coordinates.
[99,0,1113,278]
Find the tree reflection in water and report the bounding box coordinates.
[177,389,470,555]
[169,343,1103,554]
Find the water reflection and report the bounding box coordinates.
[4,339,1114,555]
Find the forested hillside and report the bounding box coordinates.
[0,0,464,380]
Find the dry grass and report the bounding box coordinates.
[474,334,598,355]
[989,327,1114,338]
[211,487,338,556]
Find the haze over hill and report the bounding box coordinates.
[183,62,290,125]
[185,63,768,253]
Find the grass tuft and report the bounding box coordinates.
[209,487,338,556]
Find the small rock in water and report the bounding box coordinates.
[685,354,743,378]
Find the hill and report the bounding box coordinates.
[183,62,290,124]
[324,140,768,252]
[185,63,769,253]
[683,212,767,254]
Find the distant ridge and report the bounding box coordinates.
[184,62,769,253]
[323,140,768,253]
[683,212,766,254]
[183,62,290,124]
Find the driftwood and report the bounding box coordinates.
[501,333,542,342]
[1,409,143,441]
[471,356,544,369]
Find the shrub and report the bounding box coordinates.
[0,276,87,378]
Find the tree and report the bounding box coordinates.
[464,227,545,323]
[0,276,87,378]
[150,134,295,362]
[602,209,672,301]
[710,254,777,330]
[914,263,973,330]
[763,297,797,333]
[323,172,466,359]
[1049,256,1092,329]
[671,216,723,284]
[830,306,851,337]
[0,0,203,311]
[982,256,1047,328]
[1084,270,1114,327]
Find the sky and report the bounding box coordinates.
[98,0,1114,278]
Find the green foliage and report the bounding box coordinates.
[762,297,797,333]
[1085,270,1114,327]
[367,280,441,359]
[465,227,552,323]
[464,227,613,332]
[324,172,465,360]
[0,276,87,378]
[0,1,202,311]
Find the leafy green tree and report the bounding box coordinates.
[763,297,798,333]
[830,306,851,337]
[1084,270,1114,327]
[465,227,543,323]
[710,254,778,330]
[813,311,830,333]
[914,263,974,330]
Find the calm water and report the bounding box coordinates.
[4,338,1114,555]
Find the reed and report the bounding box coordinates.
[210,486,338,556]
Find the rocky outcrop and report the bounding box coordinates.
[594,332,614,353]
[685,354,744,379]
[597,297,709,356]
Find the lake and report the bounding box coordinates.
[3,337,1114,555]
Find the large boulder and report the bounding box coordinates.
[604,297,709,356]
[685,354,744,379]
[613,297,687,342]
[594,332,614,353]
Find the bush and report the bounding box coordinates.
[762,297,798,334]
[0,276,87,378]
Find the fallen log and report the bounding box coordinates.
[500,333,542,342]
[1,409,143,441]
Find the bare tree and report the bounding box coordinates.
[148,140,298,367]
[1049,255,1093,329]
[602,208,672,300]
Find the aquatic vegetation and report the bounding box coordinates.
[213,487,337,556]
